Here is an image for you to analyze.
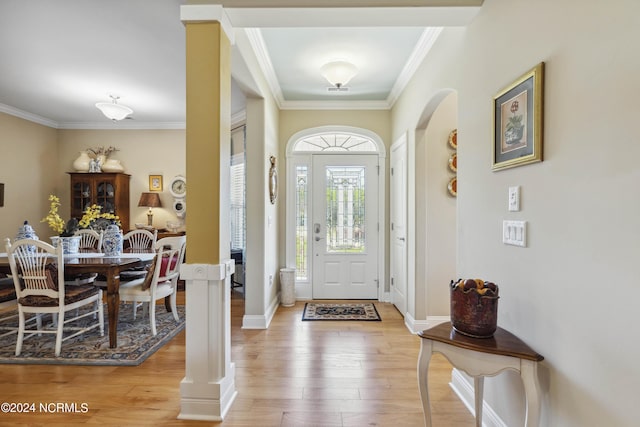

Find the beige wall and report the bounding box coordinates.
[416,92,457,318]
[57,129,186,231]
[392,0,640,425]
[0,113,59,242]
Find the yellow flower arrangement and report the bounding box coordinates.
[41,195,66,234]
[42,195,121,236]
[78,204,121,229]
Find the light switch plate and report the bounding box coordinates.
[508,186,520,211]
[503,220,527,247]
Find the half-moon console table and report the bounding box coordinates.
[417,322,544,427]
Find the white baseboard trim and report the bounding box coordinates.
[450,368,507,427]
[404,314,449,334]
[241,294,279,329]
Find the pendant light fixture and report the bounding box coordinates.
[95,95,133,121]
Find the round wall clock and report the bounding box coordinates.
[169,175,186,199]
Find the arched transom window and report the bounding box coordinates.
[293,133,378,152]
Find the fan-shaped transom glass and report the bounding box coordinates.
[293,133,377,152]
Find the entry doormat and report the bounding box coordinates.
[0,304,185,366]
[302,303,381,321]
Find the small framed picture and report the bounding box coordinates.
[149,175,163,191]
[492,62,544,171]
[0,183,4,207]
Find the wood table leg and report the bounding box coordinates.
[417,339,434,427]
[106,266,120,348]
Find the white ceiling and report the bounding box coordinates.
[0,1,481,129]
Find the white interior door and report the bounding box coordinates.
[390,138,408,314]
[312,154,379,299]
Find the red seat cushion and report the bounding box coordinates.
[160,254,179,276]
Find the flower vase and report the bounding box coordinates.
[73,151,92,172]
[103,225,123,256]
[50,235,81,254]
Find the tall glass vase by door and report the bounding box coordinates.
[103,225,123,256]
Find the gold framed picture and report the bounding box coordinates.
[492,62,544,171]
[149,175,163,191]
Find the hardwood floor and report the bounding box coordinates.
[0,290,474,426]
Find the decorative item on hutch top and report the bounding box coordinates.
[493,62,544,171]
[450,278,499,338]
[73,151,92,172]
[86,146,119,173]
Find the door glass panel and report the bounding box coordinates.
[325,166,365,253]
[295,166,308,280]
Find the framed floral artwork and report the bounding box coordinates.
[149,175,163,191]
[492,62,544,171]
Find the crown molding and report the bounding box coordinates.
[57,121,186,130]
[0,103,59,128]
[387,27,442,107]
[280,99,390,110]
[245,28,284,108]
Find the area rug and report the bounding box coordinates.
[302,302,381,321]
[0,304,185,366]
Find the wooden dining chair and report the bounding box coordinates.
[4,238,104,357]
[0,275,44,339]
[118,244,182,336]
[123,229,157,253]
[65,229,104,287]
[120,229,158,280]
[75,229,103,252]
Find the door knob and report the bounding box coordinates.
[315,236,324,242]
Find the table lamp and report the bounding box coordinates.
[138,192,162,227]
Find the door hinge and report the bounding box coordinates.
[391,277,394,286]
[391,222,394,231]
[391,167,394,176]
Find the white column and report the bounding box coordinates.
[178,260,237,421]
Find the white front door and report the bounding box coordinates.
[390,138,408,314]
[312,154,379,299]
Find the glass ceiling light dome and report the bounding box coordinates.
[321,60,358,88]
[95,95,133,121]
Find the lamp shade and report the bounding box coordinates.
[96,96,133,121]
[138,192,162,208]
[321,60,358,88]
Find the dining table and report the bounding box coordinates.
[0,251,154,349]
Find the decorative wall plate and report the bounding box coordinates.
[448,153,457,172]
[448,129,458,149]
[447,177,457,197]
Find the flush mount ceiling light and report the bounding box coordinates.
[321,60,358,92]
[95,95,133,121]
